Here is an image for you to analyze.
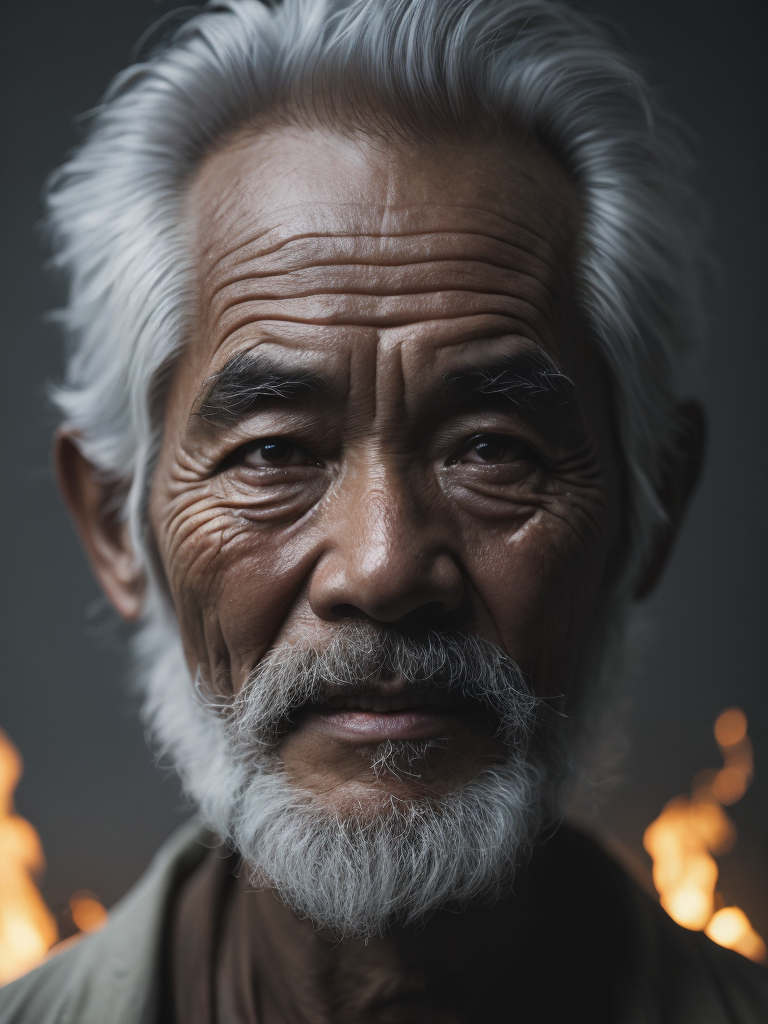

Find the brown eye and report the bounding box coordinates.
[471,438,510,463]
[258,441,298,465]
[454,434,529,465]
[233,438,321,470]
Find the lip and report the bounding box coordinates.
[308,705,458,743]
[324,691,454,713]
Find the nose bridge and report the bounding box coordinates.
[310,455,463,622]
[356,464,418,573]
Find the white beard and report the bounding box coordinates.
[135,595,571,938]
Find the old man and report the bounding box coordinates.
[2,0,767,1020]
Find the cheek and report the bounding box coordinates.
[152,484,317,692]
[463,511,611,696]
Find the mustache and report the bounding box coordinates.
[198,622,544,753]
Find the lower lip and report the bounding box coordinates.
[309,706,456,742]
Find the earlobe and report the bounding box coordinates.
[54,429,145,621]
[634,401,707,600]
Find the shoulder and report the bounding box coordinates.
[0,820,212,1024]
[695,933,768,1022]
[564,825,768,1024]
[632,883,768,1024]
[0,943,81,1024]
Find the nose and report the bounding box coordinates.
[308,466,464,624]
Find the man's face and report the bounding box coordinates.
[149,126,622,813]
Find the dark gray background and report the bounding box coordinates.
[1,0,766,939]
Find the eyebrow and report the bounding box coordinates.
[193,352,328,429]
[442,350,575,410]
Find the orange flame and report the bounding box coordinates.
[69,891,108,934]
[0,728,59,985]
[643,708,766,963]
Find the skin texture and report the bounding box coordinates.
[56,126,704,1023]
[154,127,623,803]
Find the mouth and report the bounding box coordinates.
[301,686,477,744]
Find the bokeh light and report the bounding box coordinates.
[643,707,766,963]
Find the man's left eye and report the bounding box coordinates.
[241,439,319,468]
[452,434,531,465]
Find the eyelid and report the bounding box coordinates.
[427,410,551,458]
[217,436,322,472]
[449,432,542,464]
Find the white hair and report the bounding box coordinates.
[45,0,708,886]
[139,614,557,936]
[47,0,707,595]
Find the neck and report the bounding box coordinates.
[225,834,577,1024]
[173,823,627,1023]
[235,891,526,1023]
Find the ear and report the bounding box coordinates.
[54,429,145,621]
[634,401,707,600]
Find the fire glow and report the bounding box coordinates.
[0,709,765,983]
[0,728,58,986]
[643,708,767,963]
[0,729,107,986]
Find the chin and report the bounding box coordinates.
[137,611,568,938]
[299,736,507,814]
[232,755,553,938]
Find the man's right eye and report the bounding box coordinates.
[238,439,321,469]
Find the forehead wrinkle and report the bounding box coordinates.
[209,264,551,305]
[191,177,577,273]
[187,124,580,290]
[208,233,563,290]
[200,258,561,348]
[198,225,274,276]
[201,239,568,354]
[207,298,555,355]
[197,215,573,344]
[187,136,581,375]
[204,210,567,278]
[227,317,544,364]
[206,294,554,357]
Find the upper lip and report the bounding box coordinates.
[320,691,455,713]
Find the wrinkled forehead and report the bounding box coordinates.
[188,124,578,241]
[181,125,584,386]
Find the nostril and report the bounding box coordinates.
[420,600,457,617]
[329,604,370,622]
[394,605,460,632]
[325,603,458,629]
[309,547,464,624]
